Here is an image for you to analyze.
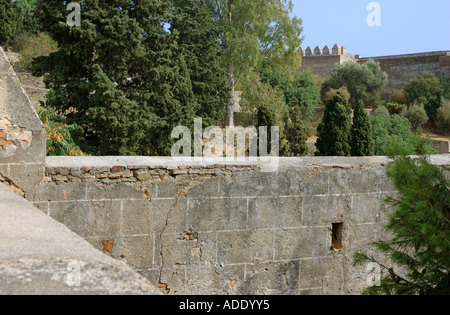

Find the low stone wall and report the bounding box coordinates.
[30,155,450,295]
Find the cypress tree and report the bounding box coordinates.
[315,91,352,156]
[351,100,374,156]
[170,0,230,127]
[0,0,16,47]
[285,106,309,156]
[33,0,197,156]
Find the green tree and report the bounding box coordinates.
[206,0,304,126]
[33,0,197,156]
[284,105,309,156]
[370,114,436,156]
[0,0,17,47]
[14,0,40,36]
[440,75,450,100]
[170,0,230,127]
[436,100,450,136]
[401,104,429,133]
[351,100,374,156]
[261,65,320,119]
[322,59,388,107]
[315,91,352,156]
[353,143,450,295]
[404,73,443,121]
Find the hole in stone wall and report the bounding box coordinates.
[330,223,344,252]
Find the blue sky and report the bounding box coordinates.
[291,0,450,57]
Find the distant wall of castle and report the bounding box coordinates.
[299,44,450,95]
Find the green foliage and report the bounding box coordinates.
[38,108,84,156]
[284,106,309,156]
[404,73,443,121]
[17,32,57,69]
[436,99,450,136]
[440,74,450,100]
[401,104,429,133]
[353,147,450,295]
[370,114,436,156]
[33,0,197,156]
[170,0,230,127]
[322,59,388,107]
[351,100,374,156]
[0,0,17,47]
[260,65,320,119]
[315,92,352,156]
[385,102,407,115]
[210,0,304,80]
[14,0,40,36]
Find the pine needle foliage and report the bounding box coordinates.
[353,142,450,295]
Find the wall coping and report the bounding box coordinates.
[46,155,450,169]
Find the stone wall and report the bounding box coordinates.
[27,155,449,295]
[0,47,46,199]
[359,51,450,94]
[299,45,450,94]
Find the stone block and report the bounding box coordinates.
[274,227,329,260]
[185,264,246,295]
[302,195,352,226]
[121,199,151,236]
[217,230,273,265]
[48,200,122,240]
[187,197,248,231]
[244,260,300,295]
[148,198,187,235]
[111,235,154,270]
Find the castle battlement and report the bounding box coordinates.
[301,44,349,57]
[299,45,450,94]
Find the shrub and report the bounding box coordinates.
[372,105,390,117]
[401,104,429,133]
[386,102,407,115]
[436,100,450,136]
[404,73,443,121]
[370,114,435,156]
[18,32,57,69]
[38,109,84,156]
[389,89,408,104]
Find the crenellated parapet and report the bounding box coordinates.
[300,44,348,57]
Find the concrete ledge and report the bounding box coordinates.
[0,183,160,295]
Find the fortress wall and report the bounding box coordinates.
[28,155,449,295]
[299,46,450,95]
[359,52,450,94]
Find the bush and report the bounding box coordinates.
[389,89,408,104]
[372,105,390,117]
[370,114,435,156]
[18,32,57,69]
[386,102,407,115]
[436,100,450,136]
[404,73,443,121]
[401,104,429,133]
[38,109,84,156]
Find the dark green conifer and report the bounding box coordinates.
[0,0,17,47]
[315,91,352,156]
[33,0,197,156]
[351,100,374,156]
[170,0,230,127]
